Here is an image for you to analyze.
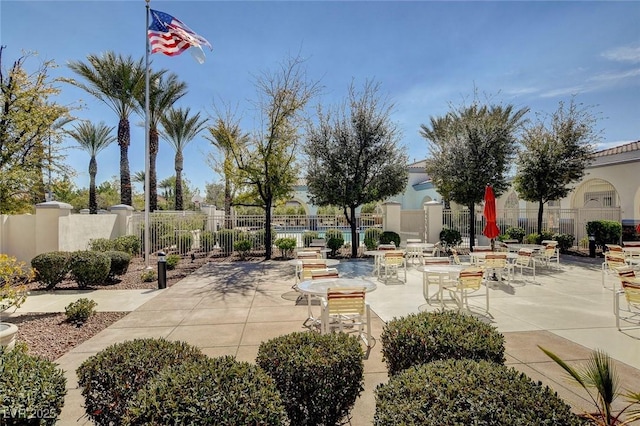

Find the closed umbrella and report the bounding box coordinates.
[483,185,500,251]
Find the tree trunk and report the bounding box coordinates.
[174,151,183,211]
[149,128,159,212]
[224,172,232,229]
[118,118,132,206]
[264,200,272,259]
[89,156,97,214]
[345,205,358,258]
[537,200,545,236]
[468,203,476,252]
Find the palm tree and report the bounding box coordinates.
[67,51,145,206]
[205,114,248,228]
[66,121,116,214]
[136,72,187,212]
[160,107,207,210]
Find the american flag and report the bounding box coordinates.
[148,9,212,60]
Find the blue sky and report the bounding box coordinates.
[2,1,639,196]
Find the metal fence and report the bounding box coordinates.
[131,212,382,256]
[442,207,621,247]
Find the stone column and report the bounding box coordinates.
[35,201,73,255]
[110,204,134,237]
[423,201,443,243]
[381,201,402,235]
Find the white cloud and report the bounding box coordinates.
[504,87,539,96]
[588,68,640,82]
[539,85,587,98]
[602,45,640,63]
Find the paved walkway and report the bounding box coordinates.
[9,256,640,425]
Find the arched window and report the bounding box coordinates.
[572,179,619,208]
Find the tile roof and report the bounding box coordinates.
[593,140,640,158]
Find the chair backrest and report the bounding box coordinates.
[472,246,492,253]
[458,268,484,290]
[378,243,396,251]
[383,250,405,265]
[424,257,451,265]
[406,239,422,244]
[617,267,636,279]
[311,268,339,280]
[544,243,558,256]
[621,280,640,305]
[484,253,507,267]
[606,244,623,252]
[326,287,366,315]
[310,238,326,248]
[297,251,321,259]
[515,249,534,266]
[623,241,640,247]
[605,252,627,269]
[300,260,328,280]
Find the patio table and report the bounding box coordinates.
[416,264,465,307]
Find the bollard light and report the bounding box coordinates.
[157,251,167,289]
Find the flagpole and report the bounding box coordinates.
[144,0,151,269]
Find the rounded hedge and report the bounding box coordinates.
[76,338,206,426]
[122,356,288,425]
[379,231,400,247]
[69,250,111,288]
[30,251,71,290]
[256,331,364,426]
[380,310,505,376]
[0,343,67,425]
[374,359,583,425]
[104,250,131,278]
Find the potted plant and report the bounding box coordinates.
[1,254,33,350]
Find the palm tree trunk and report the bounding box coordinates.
[174,151,184,210]
[149,128,159,212]
[118,118,132,206]
[89,156,98,214]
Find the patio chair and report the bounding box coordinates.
[443,267,489,313]
[381,250,407,284]
[297,259,329,284]
[614,279,640,331]
[450,248,472,266]
[311,268,339,280]
[605,244,624,253]
[512,249,536,281]
[602,252,627,290]
[538,242,560,269]
[483,253,511,285]
[321,287,371,347]
[405,244,424,265]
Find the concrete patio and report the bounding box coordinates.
[15,255,640,425]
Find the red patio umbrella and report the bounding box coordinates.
[483,186,500,250]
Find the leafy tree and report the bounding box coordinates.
[66,121,116,214]
[305,81,408,258]
[226,56,320,259]
[67,51,145,206]
[204,182,226,208]
[514,99,597,234]
[205,108,248,227]
[0,47,71,213]
[160,107,207,210]
[420,99,528,251]
[135,71,187,212]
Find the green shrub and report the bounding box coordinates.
[539,229,554,242]
[177,232,192,255]
[0,343,67,425]
[65,298,97,324]
[505,226,526,242]
[140,270,156,282]
[380,310,505,376]
[587,220,622,248]
[303,230,319,247]
[364,227,383,250]
[553,233,575,253]
[31,251,71,290]
[234,239,252,259]
[165,254,180,270]
[525,232,540,244]
[104,250,131,278]
[113,235,141,255]
[325,228,344,256]
[76,338,206,426]
[379,231,401,247]
[88,238,114,252]
[275,237,297,258]
[218,228,241,255]
[122,356,288,425]
[257,331,364,426]
[252,227,277,250]
[200,230,216,252]
[69,251,111,288]
[374,359,583,425]
[439,228,462,250]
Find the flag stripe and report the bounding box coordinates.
[147,9,211,60]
